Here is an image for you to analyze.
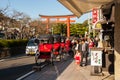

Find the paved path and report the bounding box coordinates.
[23,58,114,80]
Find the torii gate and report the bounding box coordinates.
[39,14,76,37]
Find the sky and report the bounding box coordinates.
[0,0,91,23]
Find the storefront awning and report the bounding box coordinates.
[58,0,114,17]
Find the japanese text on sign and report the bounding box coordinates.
[92,8,98,23]
[91,50,102,66]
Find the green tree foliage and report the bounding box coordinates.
[51,21,88,37]
[0,39,28,48]
[70,23,88,36]
[52,23,66,35]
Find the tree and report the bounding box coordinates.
[70,23,88,37]
[50,22,88,37]
[52,23,66,36]
[0,6,33,39]
[0,6,10,28]
[29,19,47,36]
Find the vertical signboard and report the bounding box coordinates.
[91,50,102,66]
[92,8,98,24]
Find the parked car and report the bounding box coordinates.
[25,38,39,55]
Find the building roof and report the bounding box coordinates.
[58,0,114,17]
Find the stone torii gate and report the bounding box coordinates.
[39,14,76,37]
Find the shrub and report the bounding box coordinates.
[0,39,28,48]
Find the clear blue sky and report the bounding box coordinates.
[0,0,90,23]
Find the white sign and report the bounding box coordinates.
[91,50,102,66]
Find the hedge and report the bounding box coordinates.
[0,39,28,48]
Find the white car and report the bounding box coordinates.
[25,38,39,55]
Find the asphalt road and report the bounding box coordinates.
[0,53,74,80]
[0,55,35,80]
[23,55,73,80]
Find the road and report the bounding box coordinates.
[0,54,112,80]
[0,55,35,80]
[0,54,73,80]
[23,56,73,80]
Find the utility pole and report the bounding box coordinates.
[88,13,92,38]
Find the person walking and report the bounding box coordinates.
[65,37,71,51]
[74,40,79,54]
[88,38,94,55]
[80,39,88,66]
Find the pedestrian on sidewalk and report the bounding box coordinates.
[74,50,81,69]
[74,39,79,55]
[88,38,94,56]
[80,39,89,67]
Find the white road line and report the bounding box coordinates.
[41,65,45,68]
[16,70,35,80]
[54,65,60,76]
[16,64,47,80]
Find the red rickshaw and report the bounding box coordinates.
[35,34,62,66]
[60,37,72,59]
[35,34,53,65]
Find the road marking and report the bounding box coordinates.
[16,70,35,80]
[54,65,60,76]
[16,64,48,80]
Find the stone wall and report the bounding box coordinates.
[0,46,26,59]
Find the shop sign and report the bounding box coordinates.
[91,50,102,66]
[92,8,98,24]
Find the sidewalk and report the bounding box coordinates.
[56,62,114,80]
[23,58,114,80]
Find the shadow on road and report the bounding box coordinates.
[0,63,35,80]
[23,57,73,80]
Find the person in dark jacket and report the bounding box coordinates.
[80,39,89,66]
